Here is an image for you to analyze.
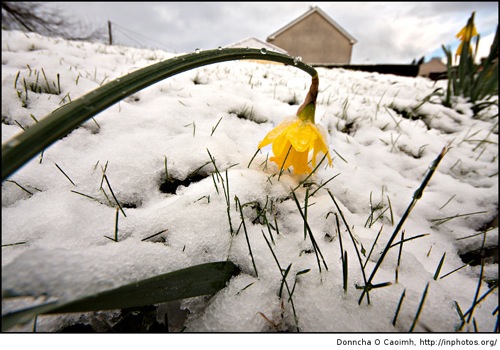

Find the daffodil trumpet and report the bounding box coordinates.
[258,74,332,175]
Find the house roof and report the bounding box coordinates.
[225,37,288,54]
[267,6,357,44]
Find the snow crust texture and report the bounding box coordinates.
[2,30,498,332]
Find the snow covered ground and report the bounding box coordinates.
[1,30,498,332]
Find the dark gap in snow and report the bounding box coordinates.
[109,306,168,332]
[459,245,499,266]
[59,323,94,332]
[341,121,356,135]
[159,173,208,194]
[390,106,431,130]
[285,94,300,106]
[55,302,190,332]
[125,94,141,103]
[121,202,137,209]
[228,106,267,124]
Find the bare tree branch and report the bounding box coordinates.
[2,2,105,42]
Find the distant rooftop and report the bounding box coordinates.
[225,37,288,54]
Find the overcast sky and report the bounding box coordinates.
[46,2,498,64]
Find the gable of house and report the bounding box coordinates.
[267,6,357,65]
[418,57,447,78]
[225,37,288,54]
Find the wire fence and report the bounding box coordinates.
[108,21,172,52]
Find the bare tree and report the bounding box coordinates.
[2,2,105,42]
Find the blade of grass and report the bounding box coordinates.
[5,179,33,196]
[395,230,405,283]
[430,211,488,227]
[392,288,406,327]
[433,253,446,280]
[210,116,223,136]
[279,264,292,298]
[141,229,168,242]
[331,148,348,163]
[291,190,328,273]
[342,251,348,292]
[364,225,383,269]
[278,145,292,180]
[303,188,309,239]
[71,190,100,203]
[2,261,240,331]
[409,283,430,332]
[327,190,370,303]
[102,174,126,217]
[439,262,471,279]
[465,259,485,324]
[261,230,299,332]
[462,282,498,324]
[235,196,258,277]
[334,213,348,292]
[54,162,76,186]
[247,148,261,168]
[358,146,448,305]
[288,269,310,302]
[2,241,28,247]
[309,173,340,197]
[389,233,430,249]
[292,152,328,191]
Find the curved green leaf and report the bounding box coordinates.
[2,261,240,331]
[2,48,317,180]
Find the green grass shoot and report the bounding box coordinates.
[141,229,168,242]
[247,148,261,168]
[392,288,406,327]
[327,189,370,303]
[334,212,348,292]
[291,190,328,273]
[261,230,299,332]
[358,146,447,305]
[102,174,126,217]
[409,283,430,332]
[54,162,76,186]
[364,225,384,269]
[430,211,488,227]
[395,230,405,283]
[235,196,258,277]
[70,190,101,203]
[433,253,446,280]
[104,207,120,242]
[210,117,223,136]
[5,179,33,196]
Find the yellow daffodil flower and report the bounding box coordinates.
[455,11,478,58]
[258,74,332,175]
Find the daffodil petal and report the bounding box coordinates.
[287,122,317,152]
[271,133,290,158]
[258,119,296,149]
[289,148,310,174]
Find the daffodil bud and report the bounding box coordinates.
[455,11,478,58]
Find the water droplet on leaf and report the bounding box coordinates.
[260,48,267,54]
[293,56,302,65]
[195,48,201,54]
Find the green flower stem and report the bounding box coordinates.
[2,48,318,181]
